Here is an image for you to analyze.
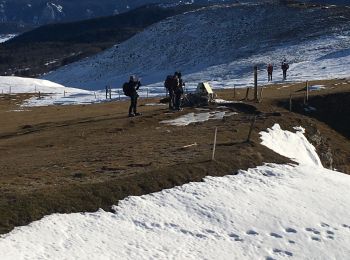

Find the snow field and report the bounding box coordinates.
[0,124,349,259]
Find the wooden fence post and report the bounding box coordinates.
[109,86,112,99]
[233,85,236,99]
[254,65,258,102]
[212,127,218,161]
[259,86,264,102]
[306,80,309,103]
[245,87,250,100]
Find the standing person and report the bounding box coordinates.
[123,75,141,117]
[174,71,184,111]
[164,73,179,110]
[281,60,289,81]
[267,63,273,82]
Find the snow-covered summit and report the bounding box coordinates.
[43,2,350,92]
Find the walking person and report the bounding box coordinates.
[174,71,184,111]
[281,60,289,81]
[123,75,142,117]
[267,63,273,82]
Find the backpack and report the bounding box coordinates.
[164,75,174,90]
[123,82,131,96]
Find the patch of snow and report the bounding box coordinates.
[304,106,317,112]
[0,34,17,43]
[213,99,238,104]
[0,124,349,259]
[44,60,58,66]
[160,110,236,126]
[51,3,63,13]
[309,85,326,91]
[260,124,322,167]
[144,103,167,106]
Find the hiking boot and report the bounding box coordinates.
[134,112,142,116]
[128,113,135,117]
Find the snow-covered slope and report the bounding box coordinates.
[0,34,17,43]
[0,124,349,259]
[43,2,350,92]
[0,76,106,107]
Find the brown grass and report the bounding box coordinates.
[0,78,349,234]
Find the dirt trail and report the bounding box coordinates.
[0,78,349,234]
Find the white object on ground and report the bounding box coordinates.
[160,111,237,126]
[309,85,326,91]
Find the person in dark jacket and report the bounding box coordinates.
[267,63,273,81]
[174,71,184,111]
[127,75,141,117]
[164,72,180,110]
[281,60,289,81]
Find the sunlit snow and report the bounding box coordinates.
[0,124,349,259]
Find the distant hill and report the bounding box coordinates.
[0,0,240,34]
[6,4,199,45]
[43,2,350,90]
[0,4,201,78]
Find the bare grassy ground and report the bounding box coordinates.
[0,78,349,234]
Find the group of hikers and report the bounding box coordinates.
[164,71,185,111]
[122,60,290,117]
[267,60,290,82]
[122,71,185,117]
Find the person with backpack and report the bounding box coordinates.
[174,71,184,111]
[164,73,179,110]
[267,63,273,82]
[281,60,289,81]
[123,75,142,117]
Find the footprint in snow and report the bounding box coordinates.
[270,233,283,238]
[305,227,321,235]
[246,230,259,236]
[285,228,297,233]
[326,230,334,235]
[311,236,321,242]
[228,233,244,242]
[195,233,207,239]
[320,222,330,228]
[272,248,293,257]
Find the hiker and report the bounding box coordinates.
[267,63,273,81]
[123,75,142,117]
[164,72,179,110]
[281,60,289,81]
[174,71,185,111]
